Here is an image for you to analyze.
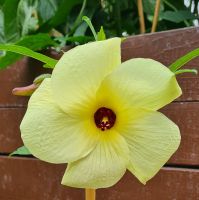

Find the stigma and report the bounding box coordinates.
[94,107,116,131]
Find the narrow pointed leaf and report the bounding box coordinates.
[169,48,199,72]
[0,33,57,69]
[0,44,58,68]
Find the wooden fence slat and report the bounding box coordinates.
[0,27,199,107]
[161,102,199,165]
[0,108,24,152]
[98,167,199,200]
[0,157,83,200]
[0,26,198,200]
[122,27,199,66]
[0,156,198,200]
[0,102,199,166]
[0,58,29,107]
[121,27,199,102]
[0,58,52,107]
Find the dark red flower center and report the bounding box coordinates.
[94,107,116,131]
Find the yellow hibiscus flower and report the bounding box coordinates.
[20,38,181,189]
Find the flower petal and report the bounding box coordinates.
[97,58,182,111]
[120,111,180,184]
[51,38,121,114]
[61,131,129,189]
[20,78,99,164]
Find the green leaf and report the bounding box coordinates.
[143,0,164,15]
[73,22,88,36]
[0,9,4,43]
[39,0,82,32]
[17,0,38,36]
[0,33,57,69]
[0,44,58,68]
[161,10,197,23]
[9,145,31,156]
[50,0,82,27]
[163,0,188,11]
[2,0,20,42]
[175,69,198,75]
[97,26,106,41]
[70,0,87,34]
[169,48,199,72]
[82,16,97,40]
[0,0,5,6]
[38,0,59,23]
[73,5,96,36]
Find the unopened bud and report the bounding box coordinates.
[12,83,38,96]
[12,74,52,96]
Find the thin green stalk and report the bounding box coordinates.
[82,16,97,41]
[169,48,199,72]
[175,69,198,75]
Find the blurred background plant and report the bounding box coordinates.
[0,0,199,69]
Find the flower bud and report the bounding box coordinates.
[12,74,51,96]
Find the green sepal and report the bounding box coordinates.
[33,73,52,84]
[9,145,32,156]
[97,26,106,41]
[175,69,198,75]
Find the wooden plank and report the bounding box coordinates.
[0,102,199,166]
[121,27,199,102]
[0,108,24,152]
[161,102,199,165]
[0,157,83,200]
[0,58,30,107]
[0,57,52,107]
[0,27,199,107]
[98,167,199,200]
[0,156,198,200]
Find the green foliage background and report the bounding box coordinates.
[0,0,198,68]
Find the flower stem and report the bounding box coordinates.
[151,0,161,32]
[137,0,145,33]
[82,16,97,41]
[85,189,96,200]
